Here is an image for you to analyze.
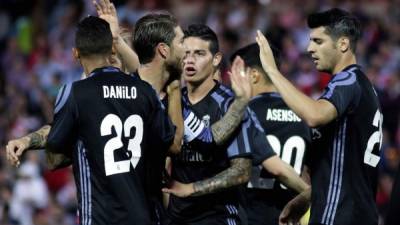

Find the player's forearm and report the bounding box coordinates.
[278,163,309,193]
[168,85,184,154]
[114,35,139,73]
[192,158,251,196]
[211,97,248,145]
[299,187,311,202]
[26,125,51,149]
[263,157,309,193]
[267,69,330,127]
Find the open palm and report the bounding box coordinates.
[93,0,119,38]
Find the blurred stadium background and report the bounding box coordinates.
[0,0,398,224]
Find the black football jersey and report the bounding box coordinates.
[46,67,175,225]
[241,92,311,225]
[306,64,382,225]
[168,82,272,223]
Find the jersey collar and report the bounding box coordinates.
[251,92,281,102]
[87,66,121,77]
[338,64,360,74]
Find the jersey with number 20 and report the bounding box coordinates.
[242,92,311,225]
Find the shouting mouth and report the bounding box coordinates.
[184,66,197,76]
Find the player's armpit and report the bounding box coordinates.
[211,98,248,145]
[45,151,72,170]
[192,157,251,196]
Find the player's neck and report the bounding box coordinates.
[252,83,277,97]
[332,53,357,75]
[186,75,215,104]
[138,61,168,95]
[80,56,110,76]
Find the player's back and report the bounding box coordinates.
[309,65,381,225]
[243,92,311,225]
[51,67,175,225]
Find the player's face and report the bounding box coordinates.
[307,27,340,73]
[166,26,185,75]
[182,37,215,85]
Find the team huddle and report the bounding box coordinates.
[5,1,383,225]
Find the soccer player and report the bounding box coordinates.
[5,27,140,169]
[230,43,310,225]
[6,1,185,167]
[7,10,185,225]
[256,8,383,225]
[161,24,275,225]
[44,16,177,225]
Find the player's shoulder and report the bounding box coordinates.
[213,82,234,98]
[330,64,360,84]
[207,82,235,112]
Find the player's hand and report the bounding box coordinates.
[166,80,181,95]
[161,180,194,198]
[229,56,251,101]
[93,0,119,38]
[6,137,31,167]
[279,191,310,225]
[255,30,278,74]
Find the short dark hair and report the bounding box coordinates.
[307,8,361,53]
[184,24,219,55]
[75,16,113,57]
[133,13,178,64]
[230,43,281,83]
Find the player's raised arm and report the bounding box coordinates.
[94,0,139,72]
[211,56,252,145]
[256,30,337,127]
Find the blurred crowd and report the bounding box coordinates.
[0,0,398,224]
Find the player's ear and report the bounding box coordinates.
[251,68,260,84]
[338,36,350,53]
[212,52,222,67]
[157,43,169,60]
[72,48,80,61]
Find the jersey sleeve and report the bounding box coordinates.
[245,108,276,165]
[149,91,176,148]
[47,83,78,154]
[226,108,276,161]
[319,70,361,117]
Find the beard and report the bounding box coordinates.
[165,58,183,88]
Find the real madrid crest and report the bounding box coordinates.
[202,115,210,127]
